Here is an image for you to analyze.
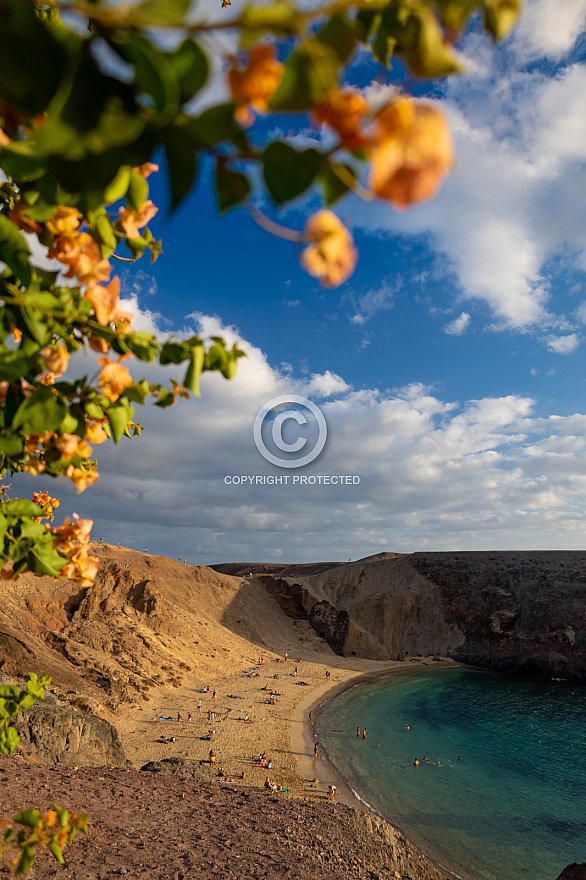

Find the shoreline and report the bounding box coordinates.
[293,659,465,880]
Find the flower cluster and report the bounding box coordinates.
[50,514,99,586]
[228,46,284,127]
[31,492,60,522]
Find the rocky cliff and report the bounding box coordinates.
[215,550,586,680]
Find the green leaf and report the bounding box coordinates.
[27,542,67,577]
[0,0,70,118]
[108,31,180,115]
[48,840,65,864]
[354,10,381,43]
[168,39,209,105]
[205,341,229,372]
[372,27,396,67]
[23,199,59,222]
[53,806,70,828]
[318,161,357,205]
[262,142,321,205]
[270,41,339,112]
[127,170,149,212]
[0,145,47,183]
[93,213,118,258]
[0,214,32,286]
[183,345,205,396]
[0,351,34,382]
[12,385,67,433]
[0,726,20,756]
[1,500,43,518]
[164,122,198,211]
[215,159,250,213]
[483,0,522,40]
[160,341,189,365]
[0,434,24,456]
[104,165,132,205]
[316,14,357,65]
[13,810,41,829]
[154,388,176,408]
[0,685,20,699]
[133,0,190,26]
[240,0,300,34]
[190,104,251,152]
[434,0,482,32]
[106,399,134,443]
[15,845,35,876]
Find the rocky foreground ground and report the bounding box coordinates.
[0,756,447,880]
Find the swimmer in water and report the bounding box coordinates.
[413,758,420,766]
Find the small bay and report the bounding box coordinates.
[316,666,586,880]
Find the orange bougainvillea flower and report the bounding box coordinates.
[312,89,369,152]
[118,199,158,239]
[228,45,284,127]
[45,206,82,236]
[87,335,110,354]
[85,419,109,444]
[56,433,93,462]
[84,276,133,327]
[98,355,134,402]
[300,210,358,288]
[50,231,106,284]
[50,513,99,583]
[64,466,100,494]
[368,97,453,209]
[133,162,159,179]
[9,324,22,343]
[8,201,42,235]
[42,342,69,377]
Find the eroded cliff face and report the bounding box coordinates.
[229,551,586,680]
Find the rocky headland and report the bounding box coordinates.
[215,550,586,680]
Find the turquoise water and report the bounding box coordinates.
[315,667,586,880]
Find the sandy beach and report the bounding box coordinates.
[114,643,459,806]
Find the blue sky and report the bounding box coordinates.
[21,0,586,563]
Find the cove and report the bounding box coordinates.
[315,666,586,880]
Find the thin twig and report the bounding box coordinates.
[246,206,306,242]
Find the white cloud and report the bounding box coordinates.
[575,302,586,324]
[546,333,580,353]
[350,279,397,325]
[19,312,586,562]
[513,0,586,60]
[443,311,471,336]
[305,371,350,397]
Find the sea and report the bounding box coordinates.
[315,666,586,880]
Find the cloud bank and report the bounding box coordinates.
[19,311,586,564]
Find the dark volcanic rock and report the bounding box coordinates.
[250,551,586,680]
[13,693,127,767]
[555,865,586,880]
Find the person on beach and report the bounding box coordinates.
[314,742,320,759]
[209,749,216,763]
[177,713,181,723]
[197,700,201,711]
[308,711,312,723]
[187,713,192,722]
[328,785,337,801]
